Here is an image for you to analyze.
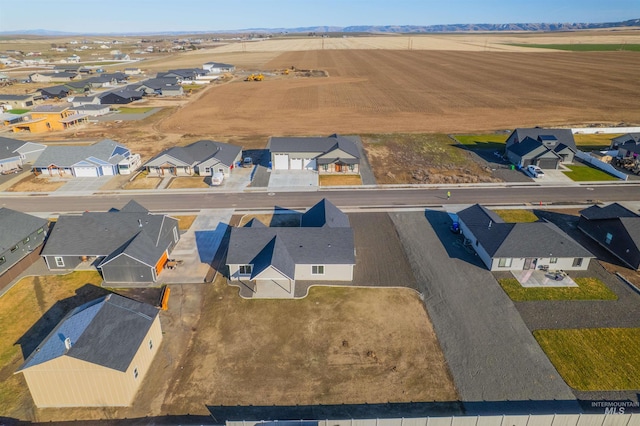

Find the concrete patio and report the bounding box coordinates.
[511,269,578,288]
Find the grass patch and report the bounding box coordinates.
[499,277,617,301]
[0,272,105,415]
[182,84,205,92]
[563,164,619,181]
[319,174,362,186]
[493,209,538,223]
[117,107,155,114]
[8,109,29,114]
[175,215,197,231]
[453,134,506,150]
[574,133,621,151]
[535,328,640,390]
[509,44,640,52]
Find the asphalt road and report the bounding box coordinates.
[2,183,640,214]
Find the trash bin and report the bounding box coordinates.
[510,165,515,170]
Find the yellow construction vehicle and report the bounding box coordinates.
[245,73,264,81]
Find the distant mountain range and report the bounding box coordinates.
[2,18,639,37]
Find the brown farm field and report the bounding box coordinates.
[160,49,640,137]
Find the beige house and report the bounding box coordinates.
[16,293,162,407]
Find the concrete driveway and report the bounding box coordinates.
[267,170,318,191]
[53,176,113,194]
[159,209,233,284]
[390,209,578,406]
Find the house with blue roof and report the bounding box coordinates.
[16,293,162,407]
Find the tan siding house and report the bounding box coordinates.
[17,294,162,407]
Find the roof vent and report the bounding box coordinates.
[64,337,72,350]
[488,220,492,229]
[138,219,143,227]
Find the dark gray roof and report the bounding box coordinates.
[144,140,241,168]
[0,136,27,161]
[42,200,177,265]
[458,204,592,259]
[250,236,296,280]
[301,198,350,228]
[70,104,110,111]
[580,203,639,220]
[612,133,640,146]
[509,128,577,151]
[620,217,640,247]
[33,139,127,168]
[31,103,71,112]
[139,77,179,90]
[270,134,360,159]
[618,141,640,154]
[39,85,71,96]
[99,90,143,100]
[244,218,267,228]
[204,62,234,67]
[71,96,98,103]
[0,208,47,253]
[227,227,355,267]
[65,80,91,89]
[0,94,34,101]
[18,293,158,372]
[506,136,561,159]
[48,72,77,79]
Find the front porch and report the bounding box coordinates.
[511,269,578,288]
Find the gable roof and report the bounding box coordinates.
[0,136,28,161]
[144,140,241,168]
[612,133,640,146]
[270,134,361,158]
[0,208,47,252]
[508,128,577,151]
[33,139,128,168]
[302,198,350,228]
[580,203,639,220]
[458,204,592,259]
[99,90,143,100]
[41,200,177,265]
[31,103,70,113]
[250,236,295,280]
[0,94,35,101]
[506,136,559,158]
[18,293,158,372]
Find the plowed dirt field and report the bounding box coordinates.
[160,49,640,136]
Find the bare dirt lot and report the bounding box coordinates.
[159,49,640,137]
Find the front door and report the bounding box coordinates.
[335,163,342,172]
[524,258,536,270]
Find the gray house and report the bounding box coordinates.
[41,200,179,284]
[505,128,577,169]
[270,134,360,174]
[0,136,46,172]
[144,140,242,177]
[227,199,355,298]
[0,94,36,109]
[0,208,48,277]
[33,139,132,177]
[610,133,640,150]
[457,204,593,271]
[578,203,640,270]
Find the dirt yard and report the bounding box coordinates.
[6,174,67,192]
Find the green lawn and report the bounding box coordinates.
[509,43,640,52]
[574,133,622,151]
[535,328,640,390]
[499,277,618,301]
[117,107,155,114]
[8,109,29,115]
[563,164,619,181]
[453,134,506,150]
[493,209,538,223]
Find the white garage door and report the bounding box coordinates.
[303,158,316,170]
[101,166,114,176]
[290,158,303,170]
[74,167,98,177]
[274,154,289,170]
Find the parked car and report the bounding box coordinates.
[243,157,253,167]
[210,172,224,186]
[525,165,545,178]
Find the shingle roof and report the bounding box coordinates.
[33,139,127,168]
[31,103,70,113]
[510,128,577,151]
[612,133,640,146]
[70,104,110,111]
[270,134,360,159]
[18,293,158,372]
[204,62,234,67]
[250,236,295,280]
[144,140,241,168]
[0,94,34,101]
[458,204,592,259]
[0,208,47,253]
[580,203,639,220]
[302,198,350,228]
[0,136,27,161]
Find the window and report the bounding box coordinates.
[133,367,139,379]
[498,258,512,268]
[173,227,179,243]
[349,164,355,171]
[550,257,558,264]
[10,245,18,253]
[605,233,613,245]
[23,236,30,244]
[37,228,44,234]
[149,339,153,350]
[0,256,5,265]
[573,258,583,267]
[239,265,252,275]
[312,265,325,275]
[55,256,65,267]
[323,164,328,171]
[204,167,211,173]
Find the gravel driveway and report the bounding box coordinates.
[390,210,578,406]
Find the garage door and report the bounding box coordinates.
[290,158,303,170]
[303,158,316,170]
[101,166,115,176]
[274,154,289,170]
[537,158,558,169]
[74,167,98,177]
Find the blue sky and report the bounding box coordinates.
[1,0,638,33]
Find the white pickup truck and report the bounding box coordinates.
[525,165,545,178]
